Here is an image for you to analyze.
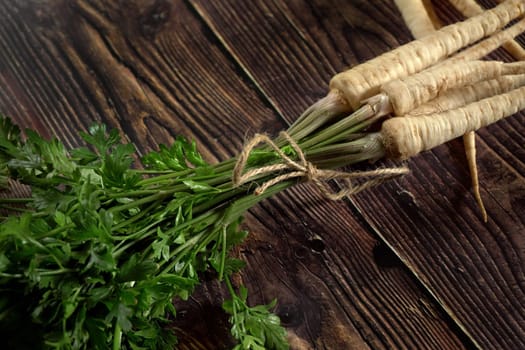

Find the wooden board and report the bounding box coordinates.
[0,0,522,349]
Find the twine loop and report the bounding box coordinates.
[233,131,409,199]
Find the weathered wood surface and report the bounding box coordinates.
[0,0,523,349]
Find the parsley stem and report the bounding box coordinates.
[113,321,122,350]
[106,189,163,198]
[109,191,172,214]
[225,276,236,298]
[35,223,75,239]
[0,204,31,212]
[218,225,227,281]
[0,272,23,278]
[136,169,194,186]
[136,158,236,187]
[112,199,163,231]
[0,197,32,203]
[23,235,65,269]
[191,188,244,215]
[224,277,244,332]
[299,106,376,150]
[158,213,220,274]
[159,233,205,274]
[133,169,173,174]
[113,221,162,254]
[38,268,75,275]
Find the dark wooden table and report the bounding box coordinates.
[1,1,524,349]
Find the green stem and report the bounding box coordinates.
[112,199,163,231]
[158,210,221,274]
[225,276,236,299]
[191,188,243,215]
[24,235,65,268]
[135,159,237,187]
[38,268,75,276]
[35,223,76,239]
[308,133,385,168]
[108,191,171,214]
[224,277,245,334]
[136,168,194,186]
[106,189,164,199]
[0,272,23,278]
[113,321,122,350]
[0,204,32,212]
[287,91,348,140]
[299,104,376,150]
[0,197,32,203]
[218,225,227,281]
[220,181,292,225]
[158,233,205,275]
[112,222,161,255]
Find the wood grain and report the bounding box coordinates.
[0,0,522,349]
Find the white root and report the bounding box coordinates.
[381,60,525,115]
[449,0,525,60]
[463,131,488,222]
[394,0,437,38]
[294,0,525,220]
[381,85,525,159]
[447,18,525,63]
[380,0,525,221]
[329,0,525,109]
[407,74,525,116]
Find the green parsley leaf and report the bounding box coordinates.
[0,117,289,349]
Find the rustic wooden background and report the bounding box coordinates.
[0,0,523,349]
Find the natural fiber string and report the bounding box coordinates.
[233,131,409,199]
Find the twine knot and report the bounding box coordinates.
[233,131,409,199]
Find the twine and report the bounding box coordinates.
[233,131,409,199]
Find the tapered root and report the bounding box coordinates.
[463,132,488,222]
[329,0,525,109]
[381,85,525,159]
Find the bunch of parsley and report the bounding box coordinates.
[0,117,288,350]
[0,96,387,349]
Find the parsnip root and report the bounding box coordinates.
[381,86,525,159]
[385,0,525,222]
[329,0,525,109]
[394,0,437,38]
[449,0,525,60]
[381,60,525,115]
[463,131,488,222]
[407,74,525,116]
